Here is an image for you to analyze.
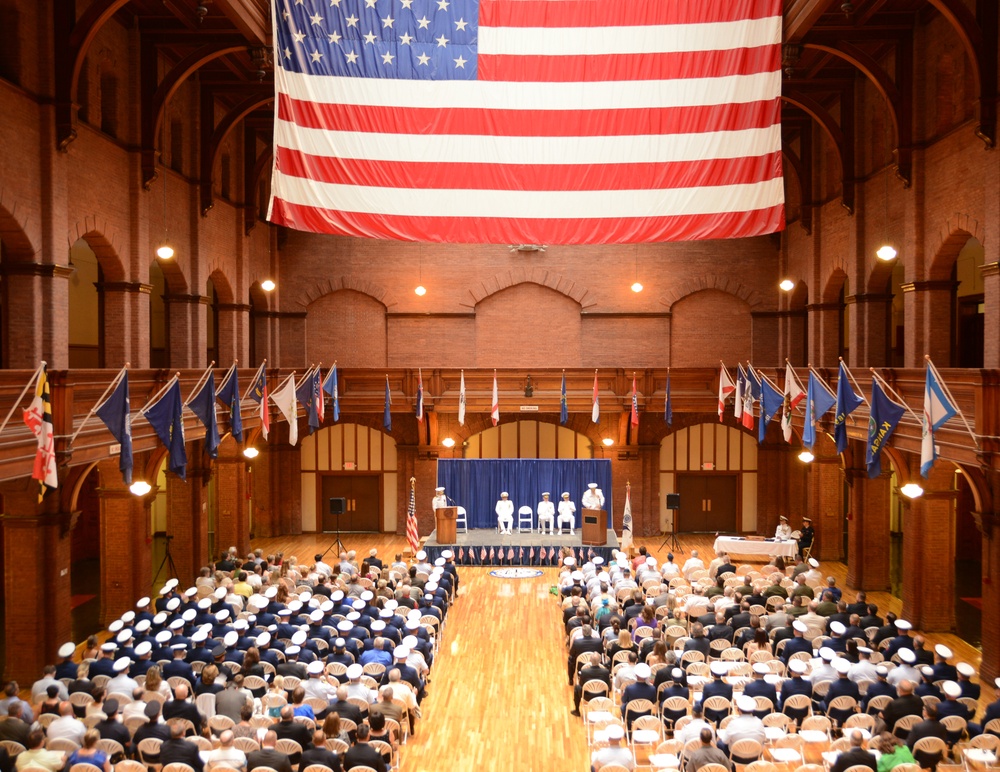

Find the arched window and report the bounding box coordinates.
[68,239,102,367]
[465,420,592,459]
[206,278,219,366]
[953,238,984,367]
[149,261,168,367]
[0,3,22,85]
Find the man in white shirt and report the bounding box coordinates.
[431,487,448,510]
[582,483,605,510]
[682,550,706,580]
[590,724,634,771]
[495,492,514,534]
[205,730,246,772]
[887,648,921,687]
[676,703,716,747]
[30,666,68,703]
[45,702,85,745]
[775,515,792,540]
[314,553,333,577]
[108,657,139,696]
[536,493,555,534]
[848,647,879,684]
[557,492,577,534]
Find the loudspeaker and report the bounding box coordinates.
[666,493,680,510]
[329,497,346,515]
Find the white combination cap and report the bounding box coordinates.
[943,681,962,698]
[808,558,820,568]
[934,644,953,659]
[634,664,651,679]
[113,656,130,672]
[307,661,324,675]
[830,621,846,635]
[957,662,975,677]
[898,648,916,663]
[223,631,238,647]
[737,696,756,713]
[57,642,76,658]
[134,642,152,657]
[895,619,912,631]
[833,658,851,674]
[416,551,427,560]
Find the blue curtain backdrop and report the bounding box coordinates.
[436,459,614,530]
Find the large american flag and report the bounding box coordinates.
[406,478,420,554]
[269,0,784,244]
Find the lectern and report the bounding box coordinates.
[581,508,606,546]
[436,506,458,544]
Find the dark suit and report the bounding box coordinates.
[163,659,197,684]
[830,747,877,772]
[781,676,813,721]
[97,717,132,750]
[342,743,387,772]
[247,747,294,772]
[159,737,205,772]
[620,681,657,728]
[862,679,896,712]
[702,679,734,724]
[682,636,711,659]
[574,664,611,711]
[276,661,308,680]
[131,721,171,760]
[300,746,342,772]
[567,635,603,684]
[329,699,363,727]
[273,718,313,763]
[883,694,924,735]
[906,719,948,769]
[744,678,778,718]
[825,677,860,724]
[708,624,734,643]
[162,700,204,733]
[781,636,812,663]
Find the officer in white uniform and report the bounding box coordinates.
[536,492,555,535]
[582,482,605,510]
[774,515,792,540]
[495,492,514,534]
[557,492,577,535]
[432,486,448,510]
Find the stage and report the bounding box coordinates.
[421,528,620,566]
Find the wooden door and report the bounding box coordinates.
[676,474,739,533]
[319,474,382,532]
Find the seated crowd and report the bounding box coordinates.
[0,546,459,772]
[561,546,997,772]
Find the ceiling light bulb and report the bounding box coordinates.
[130,480,152,496]
[900,482,924,499]
[779,278,795,292]
[602,437,614,447]
[260,279,276,292]
[876,244,898,261]
[156,244,174,260]
[442,437,455,448]
[798,450,815,463]
[631,281,643,293]
[415,285,427,296]
[243,447,260,459]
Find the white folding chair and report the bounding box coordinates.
[517,505,533,533]
[455,506,468,533]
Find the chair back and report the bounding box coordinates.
[275,738,303,758]
[207,714,235,733]
[69,764,104,772]
[325,739,350,754]
[233,737,260,753]
[97,738,125,757]
[730,738,763,762]
[195,693,216,718]
[137,737,163,764]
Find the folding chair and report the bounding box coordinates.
[517,505,534,533]
[455,506,468,533]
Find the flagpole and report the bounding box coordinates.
[925,356,980,449]
[68,364,129,445]
[184,361,216,405]
[839,358,871,406]
[807,364,837,397]
[242,360,267,401]
[296,364,319,389]
[215,360,237,396]
[784,358,808,393]
[870,369,923,425]
[139,373,180,414]
[0,361,44,438]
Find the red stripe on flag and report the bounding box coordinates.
[478,46,780,83]
[278,93,781,138]
[479,0,781,28]
[270,199,786,244]
[276,147,783,193]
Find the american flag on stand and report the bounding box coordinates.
[529,546,534,563]
[489,546,495,563]
[507,547,514,561]
[458,546,465,562]
[268,0,784,244]
[480,546,487,561]
[405,477,420,554]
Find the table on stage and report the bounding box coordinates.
[712,536,798,559]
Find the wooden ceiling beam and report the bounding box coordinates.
[784,0,839,42]
[214,0,270,45]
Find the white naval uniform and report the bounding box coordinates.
[432,494,448,510]
[775,523,792,540]
[557,499,577,534]
[582,488,605,510]
[536,499,555,534]
[495,498,514,533]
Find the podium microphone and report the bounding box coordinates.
[447,495,458,505]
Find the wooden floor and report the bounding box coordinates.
[252,532,985,772]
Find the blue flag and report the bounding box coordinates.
[383,378,392,433]
[215,367,242,443]
[747,364,762,401]
[95,370,133,485]
[296,370,321,435]
[834,362,865,453]
[758,377,784,444]
[560,372,568,425]
[920,362,958,478]
[867,378,906,478]
[187,372,220,459]
[144,379,187,480]
[664,376,673,426]
[803,371,837,450]
[323,365,340,423]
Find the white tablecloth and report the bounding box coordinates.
[713,536,798,558]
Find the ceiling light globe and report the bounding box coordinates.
[156,244,174,260]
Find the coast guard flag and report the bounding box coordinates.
[802,371,836,450]
[295,369,321,435]
[834,362,864,454]
[268,0,785,244]
[144,379,187,480]
[322,364,340,422]
[270,374,299,446]
[458,370,466,426]
[920,362,958,478]
[560,372,568,425]
[866,379,906,479]
[95,370,133,486]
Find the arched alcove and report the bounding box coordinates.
[475,283,582,368]
[306,290,387,367]
[68,239,102,367]
[670,290,751,367]
[300,423,398,533]
[149,261,168,367]
[464,419,593,460]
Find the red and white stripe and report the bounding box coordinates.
[491,372,499,426]
[405,483,420,554]
[269,0,783,244]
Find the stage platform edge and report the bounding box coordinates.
[421,528,619,566]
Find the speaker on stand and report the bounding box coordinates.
[322,497,348,556]
[659,494,683,553]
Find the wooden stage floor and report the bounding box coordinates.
[251,532,984,772]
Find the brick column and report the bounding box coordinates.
[982,263,1000,368]
[1,488,73,683]
[976,508,1000,685]
[97,459,152,625]
[216,303,249,366]
[165,459,210,581]
[901,463,958,631]
[0,263,73,368]
[163,294,209,368]
[97,281,152,368]
[268,442,302,536]
[806,303,842,367]
[901,281,957,367]
[845,468,892,591]
[805,448,845,562]
[214,446,250,558]
[848,293,891,367]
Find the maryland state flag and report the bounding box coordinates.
[23,364,57,501]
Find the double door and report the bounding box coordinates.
[320,474,381,532]
[675,474,739,533]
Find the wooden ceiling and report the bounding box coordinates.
[52,0,997,233]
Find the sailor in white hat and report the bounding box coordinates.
[885,618,914,660]
[591,723,631,771]
[932,643,958,682]
[555,492,576,535]
[108,656,139,695]
[54,642,78,680]
[982,678,1000,727]
[536,492,555,535]
[719,696,766,755]
[888,647,921,687]
[621,662,656,730]
[495,491,514,534]
[432,486,448,511]
[955,662,980,702]
[825,656,861,723]
[302,659,337,702]
[775,515,792,540]
[581,482,605,510]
